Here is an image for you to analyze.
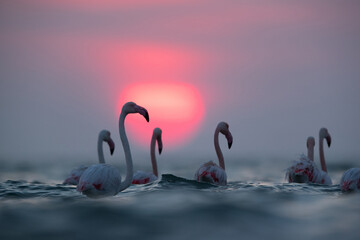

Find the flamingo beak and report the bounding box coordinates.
[158,136,163,155]
[326,135,331,147]
[226,132,233,149]
[107,139,115,155]
[135,105,149,122]
[143,110,149,122]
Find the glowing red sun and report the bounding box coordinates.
[119,82,205,148]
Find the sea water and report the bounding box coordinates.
[0,156,359,240]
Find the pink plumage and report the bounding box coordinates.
[340,168,360,192]
[194,161,227,185]
[132,171,158,184]
[63,166,88,185]
[286,155,332,185]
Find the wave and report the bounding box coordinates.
[159,174,217,189]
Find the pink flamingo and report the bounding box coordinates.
[132,128,163,184]
[340,168,360,192]
[286,128,332,185]
[63,130,115,185]
[77,102,149,198]
[194,122,233,186]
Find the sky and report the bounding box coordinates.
[0,0,360,165]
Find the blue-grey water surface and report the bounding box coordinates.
[0,156,359,240]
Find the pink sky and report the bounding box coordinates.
[0,1,359,162]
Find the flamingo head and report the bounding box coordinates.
[99,130,115,155]
[306,136,315,149]
[218,122,233,149]
[153,127,163,154]
[122,102,149,122]
[319,127,331,147]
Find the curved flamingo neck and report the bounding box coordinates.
[150,134,158,177]
[214,128,225,170]
[307,144,314,161]
[97,136,105,164]
[118,111,134,192]
[319,135,328,172]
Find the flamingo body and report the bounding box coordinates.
[63,165,88,185]
[286,155,332,185]
[132,170,158,184]
[195,161,227,185]
[340,168,360,192]
[77,164,121,197]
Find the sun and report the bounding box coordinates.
[118,81,205,149]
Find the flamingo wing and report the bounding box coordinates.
[195,161,227,185]
[63,165,88,185]
[286,155,332,185]
[340,168,360,191]
[77,164,122,198]
[132,170,157,184]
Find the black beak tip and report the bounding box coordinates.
[145,112,149,122]
[228,142,233,149]
[110,148,114,155]
[326,137,331,147]
[159,147,163,154]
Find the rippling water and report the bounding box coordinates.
[0,156,359,240]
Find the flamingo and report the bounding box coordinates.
[286,136,315,183]
[63,130,115,185]
[340,168,360,192]
[132,128,163,184]
[286,128,332,185]
[194,121,233,186]
[77,102,149,198]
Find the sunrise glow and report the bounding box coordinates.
[119,82,205,148]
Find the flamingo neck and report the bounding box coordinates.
[319,135,328,172]
[97,136,105,164]
[150,134,158,177]
[307,145,314,161]
[118,112,133,192]
[214,128,225,170]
